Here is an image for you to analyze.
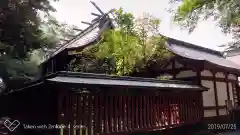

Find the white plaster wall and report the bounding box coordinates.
[204,110,216,117]
[227,55,240,66]
[176,70,196,78]
[228,74,237,80]
[201,80,215,106]
[219,109,227,116]
[201,70,213,77]
[215,72,225,78]
[227,55,240,81]
[216,82,228,106]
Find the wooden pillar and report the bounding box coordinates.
[225,73,230,100]
[213,72,219,117]
[235,75,240,105]
[197,70,204,119]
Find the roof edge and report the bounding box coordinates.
[166,37,224,57]
[57,71,200,85]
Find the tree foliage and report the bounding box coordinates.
[172,0,240,48]
[0,0,76,88]
[0,0,60,57]
[69,8,173,76]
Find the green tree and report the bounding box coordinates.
[172,0,240,48]
[69,8,173,76]
[0,0,61,57]
[0,0,76,89]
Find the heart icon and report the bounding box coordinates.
[4,119,20,132]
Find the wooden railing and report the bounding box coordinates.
[58,91,203,135]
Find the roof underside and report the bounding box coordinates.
[166,37,240,72]
[47,71,208,91]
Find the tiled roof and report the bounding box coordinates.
[44,11,114,63]
[47,71,208,91]
[166,37,240,71]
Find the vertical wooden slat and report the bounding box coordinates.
[179,93,183,123]
[94,96,100,135]
[104,96,109,134]
[167,93,171,127]
[143,96,147,128]
[135,96,139,129]
[83,95,88,135]
[187,94,192,122]
[131,96,135,130]
[193,94,196,122]
[187,94,191,123]
[185,94,188,123]
[195,94,199,120]
[158,95,162,127]
[161,94,166,127]
[181,93,185,123]
[225,73,230,100]
[75,95,80,135]
[185,94,189,123]
[72,94,77,135]
[149,96,152,128]
[118,96,123,131]
[159,94,163,127]
[88,95,93,135]
[155,96,158,128]
[150,96,154,128]
[127,96,131,130]
[172,94,176,125]
[114,96,118,132]
[190,94,193,123]
[139,96,143,129]
[213,73,220,117]
[146,96,150,128]
[109,96,113,133]
[79,95,84,135]
[64,92,69,135]
[58,90,64,135]
[99,96,104,134]
[123,96,127,131]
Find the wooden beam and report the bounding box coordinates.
[213,72,220,117]
[201,76,236,82]
[90,1,105,15]
[203,105,226,110]
[60,39,69,42]
[81,21,92,25]
[73,28,83,31]
[66,34,76,38]
[91,13,102,17]
[197,70,204,119]
[235,75,240,105]
[91,17,101,23]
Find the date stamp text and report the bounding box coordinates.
[208,124,236,130]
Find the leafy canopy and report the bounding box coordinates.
[172,0,240,48]
[0,0,77,85]
[69,8,172,76]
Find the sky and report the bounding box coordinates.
[50,0,233,51]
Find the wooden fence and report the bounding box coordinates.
[58,90,203,135]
